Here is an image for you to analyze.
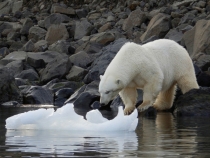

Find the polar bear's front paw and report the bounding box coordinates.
[137,105,150,112]
[124,106,135,115]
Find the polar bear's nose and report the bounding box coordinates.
[100,103,106,106]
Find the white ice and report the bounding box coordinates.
[5,103,138,132]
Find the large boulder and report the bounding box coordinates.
[84,38,129,83]
[45,24,69,45]
[0,67,21,104]
[26,51,62,69]
[74,19,93,40]
[122,9,146,31]
[28,26,47,42]
[182,20,210,58]
[22,86,53,105]
[39,54,72,84]
[140,13,171,42]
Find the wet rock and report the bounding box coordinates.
[45,24,69,45]
[182,20,210,57]
[140,13,171,42]
[173,87,210,117]
[22,86,53,105]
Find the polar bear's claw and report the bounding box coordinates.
[124,107,135,115]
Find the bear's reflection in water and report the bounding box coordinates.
[136,112,197,157]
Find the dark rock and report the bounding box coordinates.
[0,67,22,104]
[16,69,39,81]
[66,65,88,82]
[55,88,74,99]
[28,26,47,42]
[34,40,48,52]
[44,78,82,93]
[22,40,35,52]
[26,51,61,69]
[54,97,66,107]
[44,13,71,29]
[140,13,171,42]
[22,86,53,105]
[164,28,183,43]
[5,60,23,76]
[91,101,101,109]
[0,47,10,59]
[194,54,210,71]
[20,18,34,35]
[74,19,93,40]
[65,84,87,104]
[173,87,210,117]
[197,72,210,87]
[69,51,92,69]
[84,38,129,83]
[48,40,71,55]
[75,8,88,19]
[39,54,72,84]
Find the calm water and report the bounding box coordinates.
[1,107,210,157]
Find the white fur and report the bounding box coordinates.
[99,39,199,115]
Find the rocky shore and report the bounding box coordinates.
[0,0,210,116]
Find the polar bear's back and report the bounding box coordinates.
[106,39,195,90]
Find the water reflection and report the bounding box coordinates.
[136,113,198,157]
[6,130,138,157]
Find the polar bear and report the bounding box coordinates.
[99,39,199,115]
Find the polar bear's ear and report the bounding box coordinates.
[100,75,103,80]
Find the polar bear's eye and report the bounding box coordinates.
[105,91,110,94]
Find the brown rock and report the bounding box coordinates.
[45,24,69,45]
[182,20,210,57]
[52,6,75,15]
[122,9,146,31]
[140,13,171,42]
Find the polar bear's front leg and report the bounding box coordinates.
[138,83,161,112]
[119,87,137,115]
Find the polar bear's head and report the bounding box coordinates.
[99,75,123,106]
